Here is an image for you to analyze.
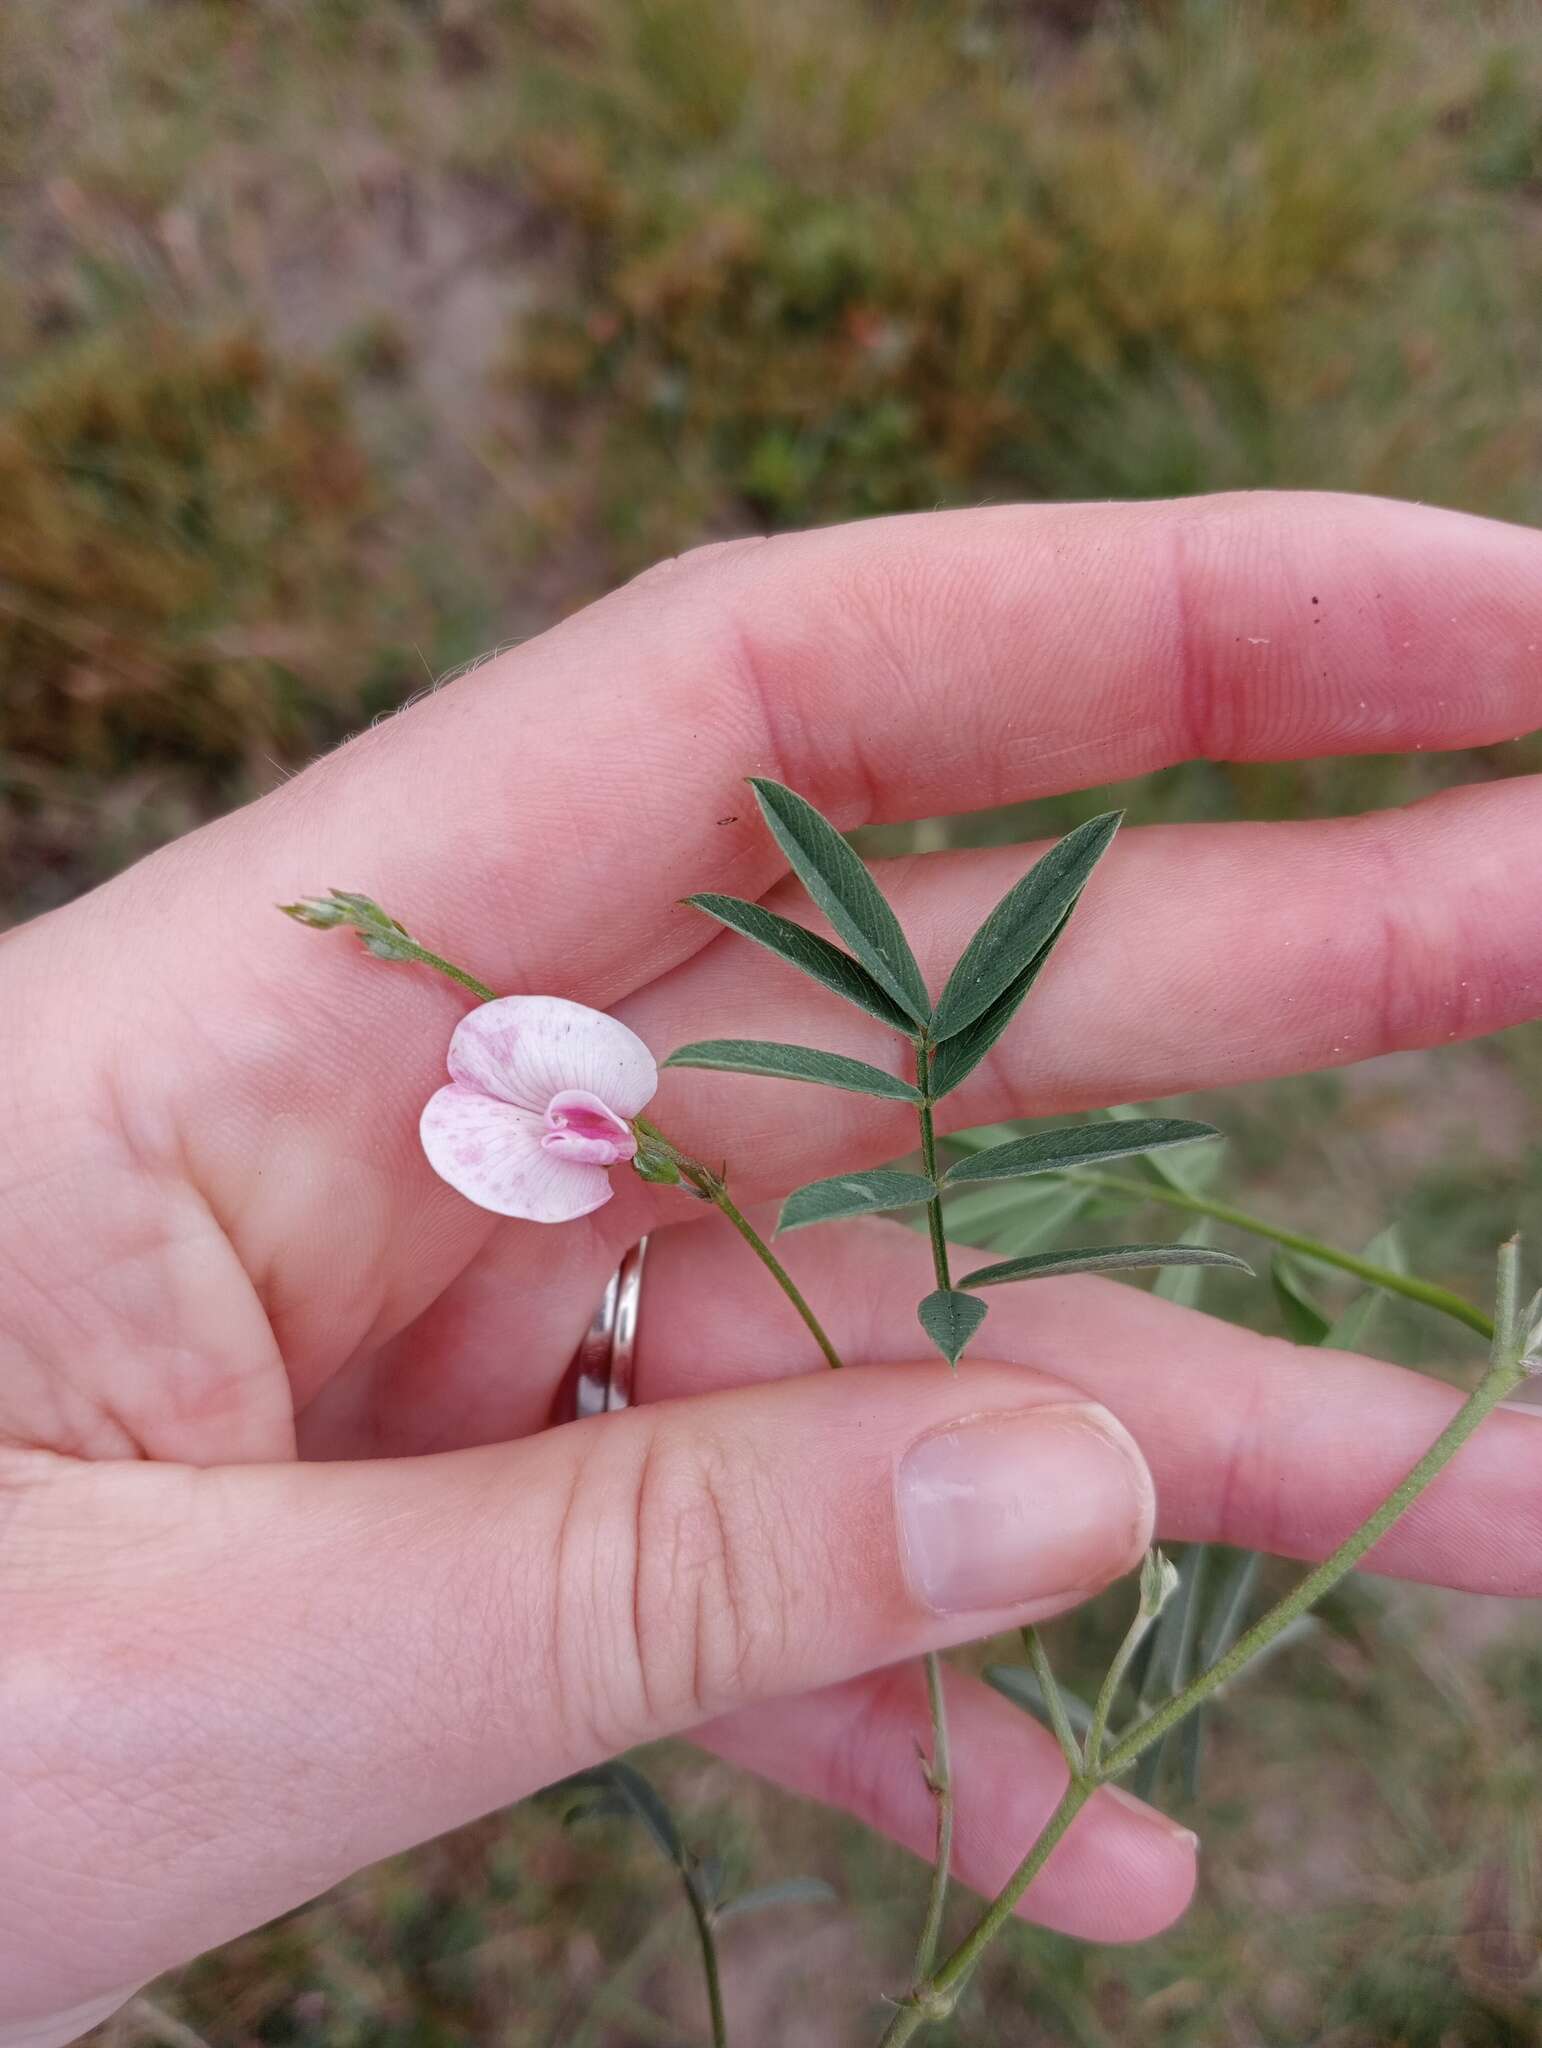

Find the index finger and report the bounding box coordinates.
[245,490,1542,1007]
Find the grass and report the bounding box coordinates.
[2,0,1538,2039]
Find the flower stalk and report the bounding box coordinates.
[630,1116,847,1372]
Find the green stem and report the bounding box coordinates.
[877,1779,1096,2046]
[881,1243,1529,2045]
[1101,1356,1523,1778]
[916,1041,951,1294]
[908,1040,956,1971]
[1057,1167,1492,1340]
[1083,1596,1154,1771]
[688,1166,846,1372]
[913,1652,955,1981]
[1023,1626,1084,1777]
[631,1118,846,1370]
[683,1878,728,2048]
[399,945,494,1002]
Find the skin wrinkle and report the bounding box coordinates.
[625,1425,659,1740]
[691,1446,733,1726]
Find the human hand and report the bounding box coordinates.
[4,492,1542,2044]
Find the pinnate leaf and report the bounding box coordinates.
[917,1287,988,1366]
[943,1117,1219,1186]
[665,1039,921,1101]
[684,892,915,1033]
[961,1242,1253,1290]
[778,1168,936,1233]
[749,779,930,1025]
[931,812,1121,1042]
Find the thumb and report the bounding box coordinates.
[2,1363,1152,2035]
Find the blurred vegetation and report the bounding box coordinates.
[2,0,1538,2040]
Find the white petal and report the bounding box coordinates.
[446,996,657,1118]
[420,1083,613,1222]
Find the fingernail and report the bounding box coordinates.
[898,1401,1154,1616]
[1103,1782,1201,1851]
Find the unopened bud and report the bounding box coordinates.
[632,1140,683,1187]
[1139,1548,1181,1622]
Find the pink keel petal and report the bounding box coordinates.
[420,1083,613,1222]
[447,996,658,1118]
[542,1088,638,1166]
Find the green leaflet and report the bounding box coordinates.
[684,892,916,1033]
[715,1877,839,1922]
[778,1168,937,1233]
[1271,1255,1332,1344]
[961,1242,1254,1290]
[664,1038,922,1101]
[943,1116,1219,1186]
[917,1287,989,1366]
[554,1761,684,1866]
[749,779,930,1025]
[926,914,1069,1100]
[1152,1218,1218,1309]
[931,812,1120,1043]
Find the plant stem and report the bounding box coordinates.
[1023,1626,1084,1776]
[683,1878,729,2048]
[913,1653,954,1980]
[916,1038,951,1293]
[1100,1356,1523,1778]
[1083,1597,1153,1771]
[877,1779,1096,2046]
[1055,1167,1492,1339]
[879,1244,1530,2045]
[399,946,494,1002]
[636,1118,849,1373]
[908,1035,956,1970]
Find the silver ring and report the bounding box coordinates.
[562,1237,648,1421]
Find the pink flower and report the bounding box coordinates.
[420,996,658,1222]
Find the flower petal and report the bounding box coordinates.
[543,1088,637,1165]
[446,996,658,1118]
[421,1082,614,1222]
